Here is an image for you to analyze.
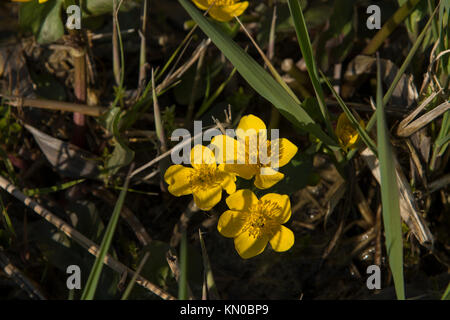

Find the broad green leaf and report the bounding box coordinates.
[82,0,136,16]
[178,0,338,149]
[376,57,405,300]
[102,107,135,176]
[19,0,64,44]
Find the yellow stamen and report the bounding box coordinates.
[242,200,282,239]
[189,164,222,191]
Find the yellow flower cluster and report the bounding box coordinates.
[164,115,297,259]
[192,0,248,22]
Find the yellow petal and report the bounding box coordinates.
[193,185,222,210]
[269,225,294,252]
[223,163,258,180]
[269,138,298,168]
[217,165,237,194]
[260,193,291,224]
[190,144,216,169]
[234,231,269,259]
[226,189,258,211]
[164,165,194,196]
[254,167,284,189]
[335,113,364,150]
[217,210,246,238]
[210,134,238,164]
[236,114,266,136]
[208,1,249,22]
[191,0,209,10]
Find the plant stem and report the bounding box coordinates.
[69,30,87,148]
[113,0,121,86]
[138,0,149,92]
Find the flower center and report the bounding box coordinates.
[189,165,222,191]
[242,200,282,239]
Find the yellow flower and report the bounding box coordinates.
[192,0,248,22]
[211,114,298,189]
[12,0,48,3]
[335,112,365,151]
[164,144,236,211]
[218,189,294,259]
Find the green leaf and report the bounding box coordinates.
[81,0,136,17]
[376,57,405,300]
[19,0,64,45]
[287,0,335,140]
[102,107,135,176]
[178,0,338,149]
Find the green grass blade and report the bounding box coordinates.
[178,0,338,149]
[442,281,450,300]
[362,0,421,55]
[320,71,378,156]
[235,16,301,105]
[178,229,188,300]
[23,179,85,197]
[0,195,16,237]
[347,5,440,161]
[376,56,405,300]
[199,229,220,300]
[430,110,450,170]
[120,251,150,300]
[0,143,17,185]
[287,0,335,138]
[196,66,237,118]
[382,4,439,107]
[81,168,132,300]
